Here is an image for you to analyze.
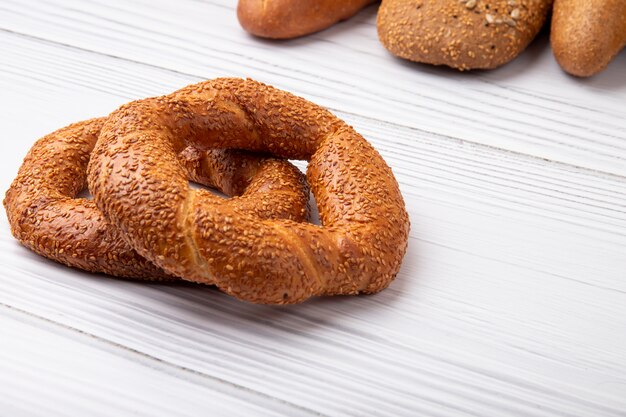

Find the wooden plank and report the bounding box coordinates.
[2,229,626,416]
[0,0,625,176]
[0,305,315,416]
[1,27,626,416]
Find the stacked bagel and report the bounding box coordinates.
[4,78,410,305]
[237,0,625,76]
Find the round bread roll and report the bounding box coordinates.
[377,0,552,70]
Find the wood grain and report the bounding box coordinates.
[1,0,625,176]
[0,1,625,416]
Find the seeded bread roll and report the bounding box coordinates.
[238,0,375,39]
[377,0,552,70]
[551,0,626,77]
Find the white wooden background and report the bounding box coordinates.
[1,1,625,416]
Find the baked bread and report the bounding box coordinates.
[551,0,626,77]
[377,0,553,70]
[4,118,310,280]
[238,0,375,39]
[87,78,410,304]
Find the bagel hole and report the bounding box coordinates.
[188,181,228,198]
[291,161,322,226]
[77,188,93,200]
[308,192,321,226]
[188,162,323,226]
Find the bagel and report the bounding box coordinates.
[87,78,410,304]
[4,117,310,280]
[377,0,552,70]
[551,0,626,77]
[237,0,376,39]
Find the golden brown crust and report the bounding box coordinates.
[87,78,410,304]
[551,0,626,77]
[377,0,552,70]
[237,0,375,39]
[4,118,310,280]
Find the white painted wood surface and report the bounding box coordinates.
[1,1,625,415]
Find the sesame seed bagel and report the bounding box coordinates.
[237,0,375,39]
[551,0,626,77]
[377,0,552,70]
[4,117,310,280]
[87,78,410,304]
